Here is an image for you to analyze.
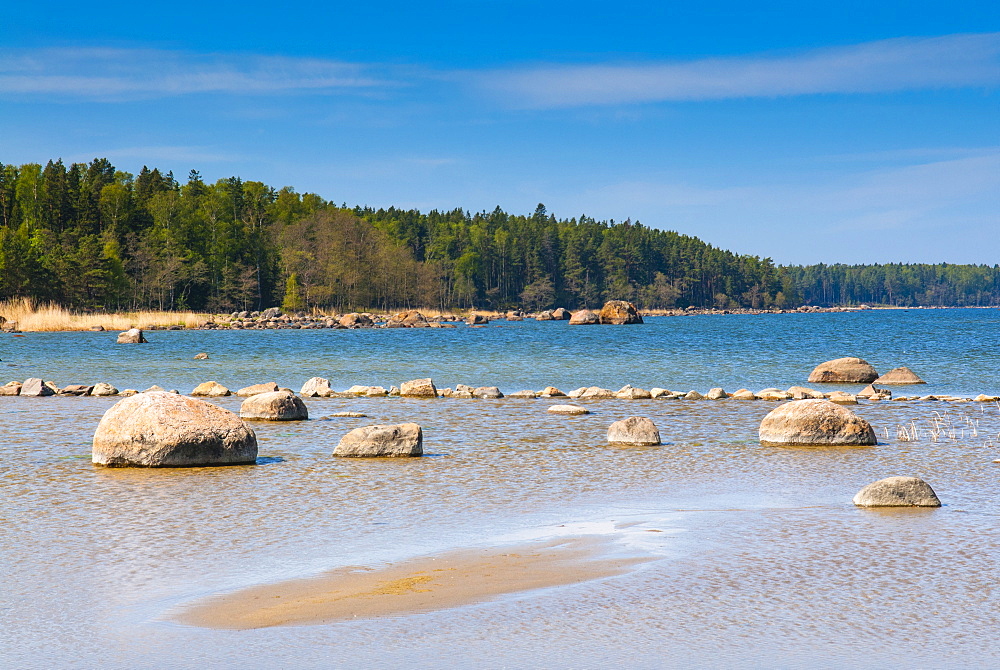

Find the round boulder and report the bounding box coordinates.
[853,476,941,507]
[92,392,257,467]
[334,423,423,457]
[607,416,661,446]
[758,398,876,446]
[807,357,878,383]
[240,391,308,421]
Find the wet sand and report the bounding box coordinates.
[176,537,648,629]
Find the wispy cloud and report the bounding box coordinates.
[0,48,393,100]
[475,33,1000,108]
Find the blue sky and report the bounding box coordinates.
[2,1,998,264]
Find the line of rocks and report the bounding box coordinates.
[4,376,998,403]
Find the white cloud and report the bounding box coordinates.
[475,33,1000,108]
[0,48,392,99]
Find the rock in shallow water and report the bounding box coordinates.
[240,391,308,421]
[116,328,148,344]
[758,398,876,446]
[92,392,257,467]
[334,423,423,457]
[547,404,590,415]
[607,416,661,445]
[807,357,878,383]
[853,476,941,507]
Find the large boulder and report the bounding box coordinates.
[853,477,941,507]
[607,416,661,445]
[116,328,148,344]
[92,392,257,467]
[236,382,280,397]
[535,310,555,321]
[758,399,876,446]
[568,309,600,325]
[240,391,308,421]
[807,357,878,383]
[400,378,437,397]
[874,367,926,385]
[20,378,54,397]
[467,314,490,325]
[300,377,333,397]
[599,300,643,325]
[334,423,423,457]
[191,381,231,397]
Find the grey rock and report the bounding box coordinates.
[92,392,257,467]
[607,416,661,445]
[853,476,941,507]
[20,378,54,397]
[334,423,423,457]
[240,391,308,421]
[116,328,148,344]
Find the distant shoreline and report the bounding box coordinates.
[1,301,996,333]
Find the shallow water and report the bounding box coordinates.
[2,310,1000,668]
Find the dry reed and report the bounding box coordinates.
[0,298,209,332]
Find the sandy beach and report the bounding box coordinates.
[176,536,647,629]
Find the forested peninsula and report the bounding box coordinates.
[1,158,997,313]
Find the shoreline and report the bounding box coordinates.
[2,302,996,333]
[174,536,648,629]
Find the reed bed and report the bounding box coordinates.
[0,298,209,332]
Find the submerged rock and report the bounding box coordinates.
[59,384,94,396]
[599,300,643,325]
[194,352,209,360]
[539,386,566,397]
[508,390,538,398]
[874,367,926,385]
[116,328,148,344]
[334,423,423,457]
[758,398,876,446]
[547,404,590,415]
[827,392,859,405]
[607,416,661,445]
[92,392,257,467]
[853,476,941,507]
[807,357,878,383]
[240,391,308,421]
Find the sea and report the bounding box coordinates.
[2,308,999,668]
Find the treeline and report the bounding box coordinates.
[784,263,1000,307]
[0,158,995,312]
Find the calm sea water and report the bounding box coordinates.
[2,309,999,668]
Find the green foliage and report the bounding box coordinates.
[1,157,994,312]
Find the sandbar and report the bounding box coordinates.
[176,536,646,629]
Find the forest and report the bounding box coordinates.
[1,158,996,312]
